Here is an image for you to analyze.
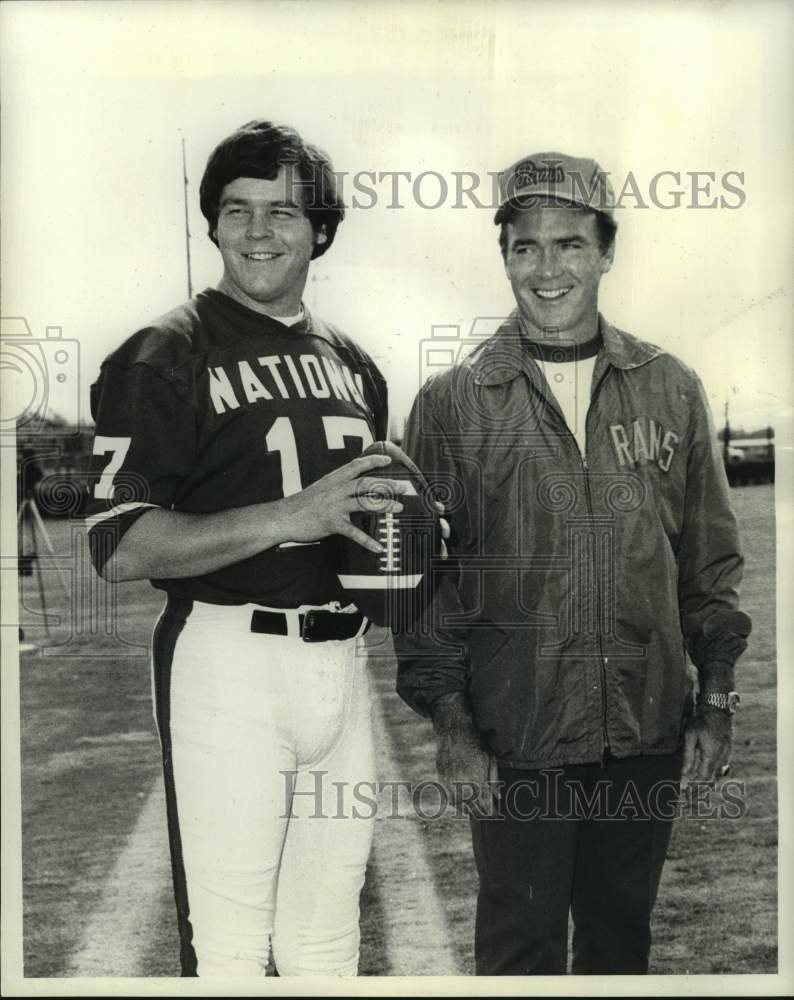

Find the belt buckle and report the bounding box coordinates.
[300,610,324,643]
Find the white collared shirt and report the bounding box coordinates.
[539,353,597,457]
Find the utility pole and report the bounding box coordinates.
[723,400,731,461]
[182,136,193,299]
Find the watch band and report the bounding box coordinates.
[699,691,741,714]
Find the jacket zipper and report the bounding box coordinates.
[578,448,610,760]
[537,366,611,758]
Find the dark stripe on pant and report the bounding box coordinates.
[152,595,196,977]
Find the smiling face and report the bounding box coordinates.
[503,205,614,342]
[215,168,325,317]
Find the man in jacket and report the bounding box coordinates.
[394,151,751,974]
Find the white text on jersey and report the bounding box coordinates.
[208,354,367,414]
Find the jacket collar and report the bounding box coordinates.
[471,310,663,386]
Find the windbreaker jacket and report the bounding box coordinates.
[394,314,747,769]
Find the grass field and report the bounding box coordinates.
[15,483,777,977]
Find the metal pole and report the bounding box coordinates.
[723,400,730,461]
[32,520,50,637]
[182,136,193,299]
[29,497,71,599]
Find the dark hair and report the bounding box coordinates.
[496,199,618,259]
[199,120,345,259]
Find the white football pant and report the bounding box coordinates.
[155,600,376,977]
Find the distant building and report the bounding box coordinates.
[723,436,774,486]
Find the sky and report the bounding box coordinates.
[1,0,792,435]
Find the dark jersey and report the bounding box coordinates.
[85,288,388,607]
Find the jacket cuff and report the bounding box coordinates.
[697,660,735,694]
[395,681,466,718]
[686,610,752,669]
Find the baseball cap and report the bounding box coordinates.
[495,151,615,223]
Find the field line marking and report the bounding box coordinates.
[368,667,460,976]
[66,778,170,977]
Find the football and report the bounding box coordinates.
[336,440,442,629]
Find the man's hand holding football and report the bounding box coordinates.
[283,452,409,553]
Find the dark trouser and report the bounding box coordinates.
[471,750,683,975]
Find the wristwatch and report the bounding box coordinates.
[699,691,741,714]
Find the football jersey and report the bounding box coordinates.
[85,288,388,607]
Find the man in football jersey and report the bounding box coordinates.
[395,152,751,974]
[85,120,407,977]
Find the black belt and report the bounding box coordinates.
[250,608,367,642]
